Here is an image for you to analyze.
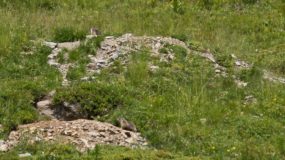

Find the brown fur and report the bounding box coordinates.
[90,27,101,36]
[117,118,137,132]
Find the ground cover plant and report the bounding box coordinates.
[0,0,285,159]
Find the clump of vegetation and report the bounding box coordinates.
[53,27,86,43]
[171,0,185,14]
[80,35,105,55]
[216,54,234,68]
[54,83,129,118]
[0,0,60,10]
[171,34,189,42]
[66,36,105,81]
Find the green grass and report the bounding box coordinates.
[0,0,285,159]
[0,142,193,160]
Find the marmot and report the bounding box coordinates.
[117,118,137,132]
[90,27,101,36]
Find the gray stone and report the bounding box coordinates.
[48,90,56,97]
[235,79,248,88]
[215,69,221,74]
[43,41,57,49]
[200,118,207,125]
[0,140,8,152]
[86,35,96,39]
[244,95,257,105]
[18,153,32,158]
[110,52,119,60]
[96,60,107,64]
[231,54,237,59]
[150,65,159,72]
[57,41,80,51]
[263,71,285,85]
[47,60,60,67]
[37,100,52,109]
[235,61,241,66]
[201,52,216,63]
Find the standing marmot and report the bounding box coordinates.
[116,118,137,132]
[90,27,101,36]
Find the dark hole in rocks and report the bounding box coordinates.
[125,132,132,138]
[52,102,89,121]
[36,98,89,121]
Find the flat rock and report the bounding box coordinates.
[43,41,57,49]
[19,153,32,158]
[57,41,80,51]
[0,140,8,152]
[37,100,52,109]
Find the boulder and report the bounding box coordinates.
[37,100,52,109]
[43,41,57,49]
[57,41,80,51]
[0,140,8,152]
[19,153,32,158]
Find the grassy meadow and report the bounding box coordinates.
[0,0,285,159]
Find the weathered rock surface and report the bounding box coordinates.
[44,41,80,86]
[18,153,32,158]
[0,140,8,152]
[86,33,190,76]
[43,41,57,49]
[263,70,285,84]
[57,41,80,51]
[244,95,257,105]
[3,119,147,152]
[43,33,285,87]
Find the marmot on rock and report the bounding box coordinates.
[117,118,137,132]
[90,27,101,36]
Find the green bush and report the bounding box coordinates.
[242,0,259,5]
[80,36,105,55]
[216,54,234,68]
[0,0,60,10]
[53,27,86,43]
[54,83,128,117]
[199,0,214,10]
[171,0,185,14]
[171,34,189,42]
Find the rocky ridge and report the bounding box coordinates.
[44,33,285,87]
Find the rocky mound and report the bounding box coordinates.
[1,119,147,152]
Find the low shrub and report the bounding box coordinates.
[53,27,86,43]
[54,83,128,118]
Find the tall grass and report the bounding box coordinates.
[0,0,285,159]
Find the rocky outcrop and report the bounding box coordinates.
[2,119,147,152]
[45,41,81,86]
[43,33,285,87]
[86,33,190,76]
[263,70,285,84]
